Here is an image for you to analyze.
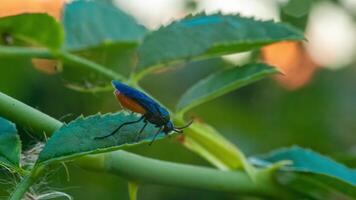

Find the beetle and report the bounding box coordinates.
[95,80,192,144]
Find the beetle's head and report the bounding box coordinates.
[150,120,194,145]
[163,121,174,134]
[163,120,194,134]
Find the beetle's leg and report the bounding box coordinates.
[135,121,148,141]
[95,116,144,139]
[149,126,163,146]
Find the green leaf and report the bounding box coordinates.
[176,63,278,114]
[253,146,356,199]
[181,121,255,177]
[137,13,304,72]
[63,0,147,51]
[0,117,21,171]
[0,13,63,50]
[37,112,166,165]
[280,0,313,31]
[60,0,147,91]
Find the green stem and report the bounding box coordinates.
[0,46,52,58]
[0,46,125,81]
[129,67,156,85]
[9,175,34,200]
[76,151,297,199]
[58,52,125,81]
[0,92,62,136]
[128,181,138,200]
[9,167,43,200]
[0,92,59,199]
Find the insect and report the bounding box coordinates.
[95,80,192,144]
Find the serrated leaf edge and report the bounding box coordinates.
[259,145,356,186]
[176,63,278,112]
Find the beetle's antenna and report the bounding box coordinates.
[174,119,194,130]
[173,128,183,133]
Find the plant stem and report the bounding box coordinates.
[58,51,125,81]
[8,166,43,200]
[76,151,297,199]
[0,46,125,81]
[129,67,156,85]
[0,92,62,136]
[0,46,52,58]
[9,174,34,200]
[128,181,138,200]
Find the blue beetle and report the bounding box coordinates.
[95,80,192,143]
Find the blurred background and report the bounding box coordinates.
[0,0,356,199]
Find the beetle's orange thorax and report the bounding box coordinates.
[114,90,147,114]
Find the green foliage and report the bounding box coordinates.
[137,13,304,73]
[0,14,63,50]
[176,63,278,114]
[280,0,314,30]
[63,1,147,51]
[37,112,166,165]
[255,146,356,199]
[2,4,350,200]
[183,122,254,175]
[0,117,21,171]
[61,0,147,90]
